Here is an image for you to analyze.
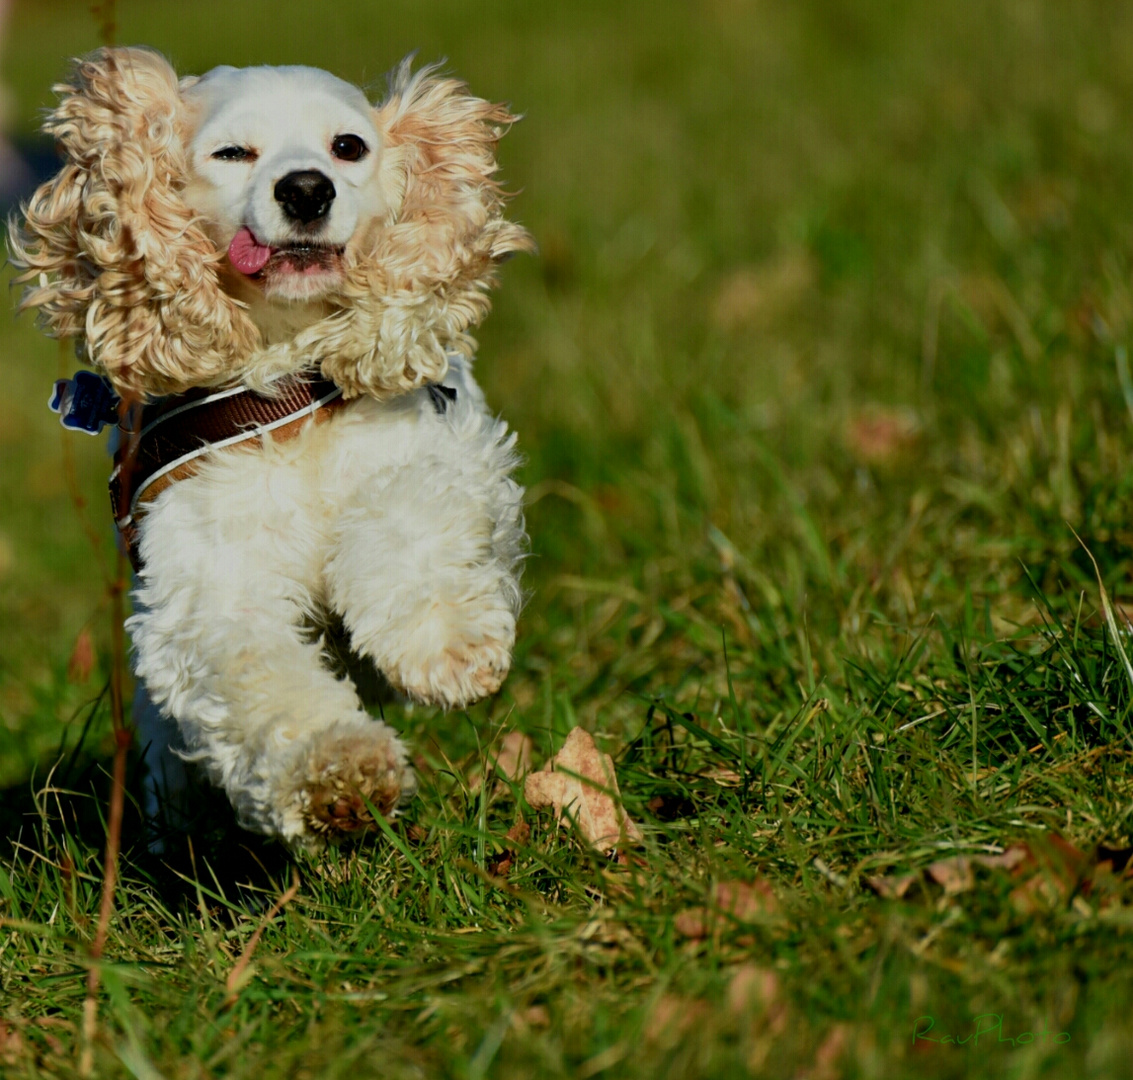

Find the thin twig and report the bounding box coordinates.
[222,871,301,1009]
[79,549,131,1077]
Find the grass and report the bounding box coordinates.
[3,0,1133,1076]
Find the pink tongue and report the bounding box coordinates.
[228,226,275,275]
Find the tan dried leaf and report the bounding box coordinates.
[1007,835,1090,914]
[972,845,1033,872]
[505,819,530,847]
[492,731,534,782]
[926,856,975,895]
[517,1004,550,1030]
[809,1023,851,1080]
[674,907,709,939]
[643,994,709,1047]
[702,766,742,787]
[846,407,920,466]
[726,964,782,1020]
[523,727,642,852]
[0,1022,23,1066]
[713,879,778,920]
[865,873,919,900]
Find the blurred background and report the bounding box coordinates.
[2,0,1133,786]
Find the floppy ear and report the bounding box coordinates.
[8,47,259,399]
[305,60,535,399]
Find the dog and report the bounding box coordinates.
[9,47,532,849]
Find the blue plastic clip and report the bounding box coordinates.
[48,371,121,435]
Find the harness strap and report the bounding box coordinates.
[109,374,347,571]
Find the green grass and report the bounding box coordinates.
[3,0,1133,1076]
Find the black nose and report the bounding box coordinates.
[274,170,336,225]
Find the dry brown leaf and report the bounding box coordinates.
[925,856,975,895]
[505,820,530,847]
[726,963,782,1020]
[846,407,920,466]
[675,879,778,939]
[488,819,531,877]
[492,731,534,782]
[713,879,778,920]
[806,1023,850,1080]
[517,1004,550,1030]
[0,1023,23,1066]
[524,727,642,853]
[643,994,709,1047]
[1008,835,1091,914]
[674,907,709,939]
[702,766,742,787]
[972,845,1033,872]
[867,835,1103,911]
[865,873,919,900]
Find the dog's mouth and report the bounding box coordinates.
[228,226,344,279]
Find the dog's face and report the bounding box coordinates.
[11,47,533,399]
[182,65,388,304]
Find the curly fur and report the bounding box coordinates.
[9,47,533,400]
[10,48,531,849]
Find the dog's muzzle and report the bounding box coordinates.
[274,170,336,225]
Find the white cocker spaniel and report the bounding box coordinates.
[10,48,532,849]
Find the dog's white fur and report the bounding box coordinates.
[10,49,531,848]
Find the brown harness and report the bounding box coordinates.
[109,374,347,570]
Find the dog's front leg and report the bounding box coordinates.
[127,471,415,848]
[326,375,526,710]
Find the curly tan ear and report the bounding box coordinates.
[8,47,259,399]
[274,61,535,400]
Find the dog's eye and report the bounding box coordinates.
[211,146,256,162]
[331,134,368,162]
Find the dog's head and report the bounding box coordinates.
[182,63,390,307]
[9,47,533,399]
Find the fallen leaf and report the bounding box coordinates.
[1008,834,1091,914]
[492,731,534,783]
[674,907,709,939]
[806,1023,850,1080]
[713,879,778,920]
[524,727,642,853]
[702,766,743,787]
[925,856,974,895]
[866,835,1102,911]
[726,964,783,1024]
[505,820,530,847]
[517,1004,550,1030]
[846,407,920,466]
[675,879,778,939]
[643,995,709,1047]
[0,1023,23,1066]
[971,845,1032,872]
[487,819,531,877]
[865,873,919,900]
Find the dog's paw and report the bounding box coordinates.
[391,633,514,710]
[296,722,417,840]
[378,595,516,710]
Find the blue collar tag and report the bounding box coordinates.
[48,371,121,435]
